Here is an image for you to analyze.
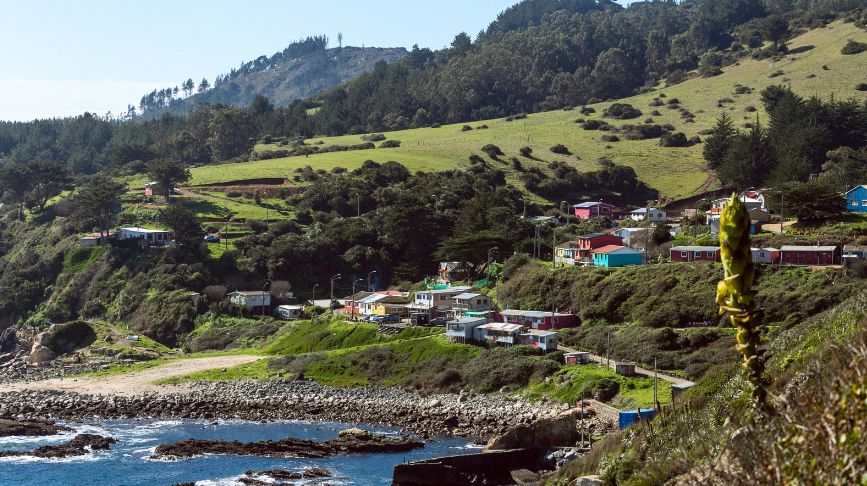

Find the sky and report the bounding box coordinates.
[0,0,632,122]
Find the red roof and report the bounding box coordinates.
[592,245,628,254]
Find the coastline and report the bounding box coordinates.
[0,378,572,439]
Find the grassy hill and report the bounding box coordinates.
[187,21,867,202]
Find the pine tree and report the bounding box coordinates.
[703,113,737,168]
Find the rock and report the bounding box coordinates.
[428,399,441,408]
[152,431,423,460]
[485,409,583,451]
[338,427,373,439]
[28,344,56,364]
[0,418,72,437]
[573,475,604,485]
[0,434,116,458]
[243,467,332,481]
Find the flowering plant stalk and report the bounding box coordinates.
[716,194,769,410]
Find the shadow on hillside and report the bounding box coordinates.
[788,45,815,54]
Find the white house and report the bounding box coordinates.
[229,291,271,312]
[474,322,524,346]
[275,305,304,320]
[629,208,667,222]
[520,329,558,353]
[751,247,780,264]
[118,227,171,246]
[445,317,487,343]
[413,286,472,314]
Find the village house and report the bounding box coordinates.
[615,228,651,249]
[445,317,487,344]
[118,227,172,247]
[438,262,468,283]
[565,352,591,365]
[275,305,304,320]
[707,193,769,235]
[554,242,581,266]
[670,246,721,262]
[498,309,579,330]
[751,247,780,264]
[345,290,409,316]
[615,362,636,376]
[474,322,524,346]
[79,231,108,247]
[520,329,558,353]
[845,185,867,214]
[572,233,624,261]
[411,286,473,316]
[451,292,492,317]
[229,291,271,314]
[629,207,667,222]
[592,245,644,267]
[526,215,561,226]
[843,245,867,263]
[573,202,615,220]
[143,181,158,197]
[780,245,841,266]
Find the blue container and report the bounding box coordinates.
[618,408,657,429]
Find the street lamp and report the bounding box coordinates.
[351,278,364,321]
[262,281,270,318]
[330,274,342,305]
[367,270,377,292]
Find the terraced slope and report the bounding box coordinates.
[189,21,867,201]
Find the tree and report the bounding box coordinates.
[337,32,343,48]
[767,181,845,224]
[820,147,867,192]
[0,163,34,220]
[146,159,191,201]
[450,32,472,57]
[704,113,738,168]
[208,107,257,160]
[760,15,789,51]
[71,175,126,238]
[197,78,210,93]
[717,121,774,191]
[27,160,72,212]
[183,78,195,97]
[434,230,509,280]
[159,204,203,247]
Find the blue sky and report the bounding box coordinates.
[0,0,632,121]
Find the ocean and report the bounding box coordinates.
[0,419,480,485]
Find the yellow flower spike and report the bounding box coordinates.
[718,193,770,413]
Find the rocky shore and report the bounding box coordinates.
[0,418,71,437]
[0,379,592,438]
[0,433,116,459]
[153,427,423,460]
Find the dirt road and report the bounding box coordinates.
[558,345,692,386]
[0,355,265,396]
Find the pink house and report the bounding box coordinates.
[496,309,579,330]
[573,202,615,220]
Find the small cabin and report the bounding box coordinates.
[615,361,636,376]
[275,305,304,320]
[565,352,591,365]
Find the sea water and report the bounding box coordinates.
[0,419,480,485]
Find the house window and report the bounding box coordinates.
[681,251,688,258]
[707,252,714,257]
[862,200,867,206]
[694,251,701,258]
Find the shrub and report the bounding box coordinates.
[43,320,96,354]
[379,140,401,148]
[579,106,596,115]
[469,154,485,164]
[856,83,867,92]
[481,144,504,158]
[734,85,752,95]
[582,119,609,130]
[431,123,441,128]
[666,98,680,105]
[361,133,386,142]
[650,110,661,116]
[841,39,867,55]
[689,135,702,144]
[620,124,669,140]
[603,103,642,120]
[600,134,620,142]
[519,146,533,158]
[745,105,758,112]
[550,144,572,155]
[461,125,473,132]
[659,132,689,147]
[477,124,489,130]
[649,99,664,107]
[769,69,785,78]
[594,378,620,401]
[511,158,523,171]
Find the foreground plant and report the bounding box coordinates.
[716,194,768,410]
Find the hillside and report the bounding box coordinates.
[140,45,407,118]
[186,21,867,202]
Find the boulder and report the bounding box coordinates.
[485,409,586,450]
[28,344,56,364]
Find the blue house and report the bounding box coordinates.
[592,245,644,267]
[846,185,867,214]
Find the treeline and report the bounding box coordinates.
[704,86,867,222]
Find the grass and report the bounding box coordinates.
[155,359,272,384]
[263,319,442,355]
[522,364,671,410]
[186,22,866,202]
[62,246,106,275]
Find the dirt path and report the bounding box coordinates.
[0,355,265,397]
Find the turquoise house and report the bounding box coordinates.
[845,185,867,214]
[592,245,643,267]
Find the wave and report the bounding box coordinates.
[0,450,110,465]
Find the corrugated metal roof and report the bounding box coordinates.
[573,202,612,208]
[453,292,483,300]
[671,246,720,252]
[478,323,523,332]
[593,245,640,255]
[500,309,572,318]
[781,246,838,251]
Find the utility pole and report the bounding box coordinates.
[432,195,439,213]
[351,278,363,321]
[780,193,785,233]
[552,227,557,268]
[330,273,342,305]
[356,193,361,218]
[367,270,377,292]
[262,281,270,318]
[606,330,611,369]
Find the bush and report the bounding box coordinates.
[594,378,620,401]
[620,124,669,140]
[550,144,572,155]
[769,69,785,78]
[659,132,689,147]
[379,140,401,148]
[649,99,664,107]
[481,144,504,158]
[841,40,867,55]
[361,133,386,142]
[581,119,608,130]
[43,320,96,354]
[461,125,473,132]
[463,346,560,393]
[601,134,620,142]
[603,103,642,120]
[519,146,533,158]
[579,106,596,115]
[856,83,867,92]
[745,105,758,112]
